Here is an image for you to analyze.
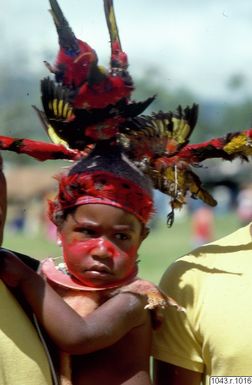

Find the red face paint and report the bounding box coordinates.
[59,203,144,288]
[61,236,139,288]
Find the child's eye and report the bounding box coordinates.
[114,233,130,241]
[76,228,96,237]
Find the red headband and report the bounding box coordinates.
[49,170,154,225]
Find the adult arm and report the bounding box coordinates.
[153,359,202,385]
[0,249,148,355]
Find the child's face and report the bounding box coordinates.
[58,204,147,288]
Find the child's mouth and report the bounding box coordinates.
[85,265,113,275]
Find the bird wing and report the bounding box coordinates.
[147,128,252,225]
[121,104,198,159]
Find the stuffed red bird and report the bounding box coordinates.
[34,0,155,148]
[1,1,252,225]
[45,0,134,109]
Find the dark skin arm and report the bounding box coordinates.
[153,359,202,385]
[0,250,149,355]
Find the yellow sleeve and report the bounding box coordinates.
[151,258,204,373]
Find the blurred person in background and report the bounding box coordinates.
[0,153,58,385]
[191,205,214,247]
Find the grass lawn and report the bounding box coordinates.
[2,211,241,284]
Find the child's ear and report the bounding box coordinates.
[141,226,150,241]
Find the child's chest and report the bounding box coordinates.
[70,321,151,385]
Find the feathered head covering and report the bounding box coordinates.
[1,0,252,226]
[48,142,154,225]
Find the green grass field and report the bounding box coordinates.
[2,212,241,284]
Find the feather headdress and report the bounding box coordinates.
[1,0,252,225]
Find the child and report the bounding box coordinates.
[0,145,179,385]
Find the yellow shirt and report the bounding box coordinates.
[152,223,252,384]
[0,280,53,385]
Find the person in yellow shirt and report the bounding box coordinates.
[0,153,58,385]
[152,223,252,385]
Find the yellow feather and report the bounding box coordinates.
[223,133,247,154]
[58,99,63,117]
[48,125,68,147]
[53,99,58,116]
[66,108,73,120]
[62,103,70,118]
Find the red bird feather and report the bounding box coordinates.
[0,136,82,161]
[45,0,133,110]
[44,0,97,89]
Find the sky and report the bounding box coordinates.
[2,0,252,101]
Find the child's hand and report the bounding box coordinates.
[0,248,33,288]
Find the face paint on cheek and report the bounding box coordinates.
[61,237,122,266]
[125,245,138,259]
[61,237,95,265]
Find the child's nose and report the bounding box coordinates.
[91,237,115,258]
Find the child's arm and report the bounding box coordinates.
[0,249,149,355]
